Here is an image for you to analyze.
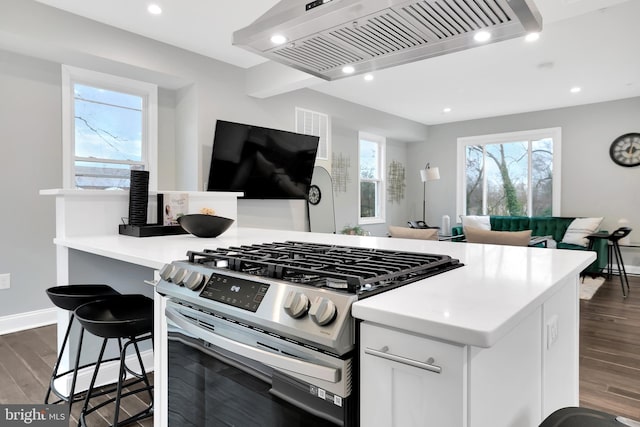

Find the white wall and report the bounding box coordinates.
[158,88,177,190]
[0,50,60,315]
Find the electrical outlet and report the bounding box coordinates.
[0,273,10,290]
[547,315,559,349]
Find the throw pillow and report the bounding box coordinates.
[389,226,438,240]
[561,217,603,247]
[461,215,491,232]
[465,227,532,247]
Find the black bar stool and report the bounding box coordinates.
[586,227,633,298]
[75,294,154,427]
[45,285,121,413]
[608,227,632,298]
[539,407,640,426]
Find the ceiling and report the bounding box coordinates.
[34,0,640,125]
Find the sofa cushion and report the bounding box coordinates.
[389,226,438,240]
[561,217,603,247]
[490,216,530,232]
[461,215,491,232]
[465,227,532,246]
[529,217,575,242]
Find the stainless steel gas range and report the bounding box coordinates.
[156,241,462,427]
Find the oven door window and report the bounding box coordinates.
[168,332,349,427]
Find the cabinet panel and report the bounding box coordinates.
[542,276,579,415]
[360,322,465,427]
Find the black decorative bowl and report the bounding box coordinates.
[177,214,234,238]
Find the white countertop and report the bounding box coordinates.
[54,227,595,348]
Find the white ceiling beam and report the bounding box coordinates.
[245,61,323,99]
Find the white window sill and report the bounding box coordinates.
[359,218,385,225]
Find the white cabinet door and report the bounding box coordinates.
[360,322,466,427]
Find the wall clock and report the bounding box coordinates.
[609,133,640,167]
[307,185,321,205]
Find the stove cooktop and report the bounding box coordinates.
[185,241,463,298]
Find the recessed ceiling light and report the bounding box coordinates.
[147,4,162,15]
[443,107,452,113]
[342,66,355,74]
[474,31,491,43]
[364,74,374,81]
[525,32,540,42]
[270,34,287,45]
[570,86,582,93]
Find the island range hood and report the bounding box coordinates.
[233,0,542,80]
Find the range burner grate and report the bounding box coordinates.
[186,241,463,296]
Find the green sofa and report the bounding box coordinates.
[451,216,607,275]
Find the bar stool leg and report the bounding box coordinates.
[45,314,74,404]
[131,339,154,403]
[114,337,154,425]
[113,344,127,427]
[45,313,86,413]
[67,326,85,414]
[612,241,630,298]
[79,338,109,427]
[79,336,153,427]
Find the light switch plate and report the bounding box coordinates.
[0,273,10,290]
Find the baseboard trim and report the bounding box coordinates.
[0,308,57,336]
[52,349,154,396]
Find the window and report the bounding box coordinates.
[62,66,158,190]
[359,132,386,224]
[457,128,561,218]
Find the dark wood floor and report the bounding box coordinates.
[580,274,640,420]
[0,325,152,426]
[1,275,638,425]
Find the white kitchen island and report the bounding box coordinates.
[42,189,595,427]
[353,240,595,427]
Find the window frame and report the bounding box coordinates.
[358,132,386,225]
[456,127,562,219]
[61,65,158,190]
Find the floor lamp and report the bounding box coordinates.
[420,163,440,223]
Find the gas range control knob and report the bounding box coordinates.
[183,271,205,291]
[159,264,175,282]
[309,297,337,326]
[171,268,188,285]
[283,291,310,318]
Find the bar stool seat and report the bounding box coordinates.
[75,294,154,427]
[540,407,640,426]
[45,284,120,412]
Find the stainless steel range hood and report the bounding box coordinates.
[233,0,542,80]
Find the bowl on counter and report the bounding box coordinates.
[177,214,234,238]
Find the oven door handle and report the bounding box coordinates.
[166,306,341,383]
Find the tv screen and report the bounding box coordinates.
[207,120,320,199]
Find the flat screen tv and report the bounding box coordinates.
[207,120,320,199]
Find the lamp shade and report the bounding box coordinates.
[420,166,440,182]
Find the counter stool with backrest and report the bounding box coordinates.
[75,294,154,427]
[539,407,640,426]
[45,284,121,413]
